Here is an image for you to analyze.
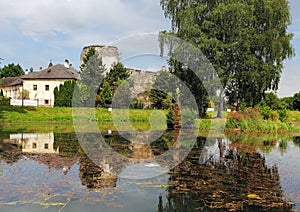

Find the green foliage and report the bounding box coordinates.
[105,63,130,91]
[259,105,272,120]
[162,94,173,109]
[72,83,91,107]
[0,96,9,105]
[226,107,294,132]
[280,96,294,110]
[166,109,175,129]
[262,92,281,110]
[150,71,176,109]
[181,109,197,127]
[54,80,76,107]
[160,0,293,111]
[168,58,209,117]
[130,97,144,109]
[258,92,288,121]
[112,80,131,108]
[293,91,300,111]
[270,110,279,122]
[278,109,288,122]
[78,47,105,107]
[0,63,24,78]
[97,63,130,108]
[98,80,112,106]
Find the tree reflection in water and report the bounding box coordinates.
[158,137,292,211]
[0,131,294,211]
[79,154,118,189]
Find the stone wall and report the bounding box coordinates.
[80,45,119,73]
[127,68,158,97]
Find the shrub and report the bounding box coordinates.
[278,109,288,122]
[228,111,244,120]
[243,107,262,119]
[270,110,279,121]
[181,109,197,127]
[166,109,175,129]
[259,105,272,120]
[130,97,144,109]
[0,96,10,105]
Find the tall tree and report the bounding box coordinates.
[105,63,130,92]
[54,80,76,107]
[160,0,293,116]
[98,80,112,106]
[75,47,106,107]
[0,63,24,78]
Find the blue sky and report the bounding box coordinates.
[0,0,299,97]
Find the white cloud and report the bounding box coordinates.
[0,0,169,44]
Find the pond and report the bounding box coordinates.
[0,127,300,211]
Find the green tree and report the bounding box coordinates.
[150,71,176,109]
[260,92,281,110]
[293,91,300,111]
[99,80,112,106]
[112,80,131,108]
[76,47,106,107]
[160,0,293,116]
[0,63,24,78]
[105,63,130,91]
[54,80,76,107]
[280,96,294,110]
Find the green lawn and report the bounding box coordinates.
[1,106,300,134]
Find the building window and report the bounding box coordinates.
[45,85,49,91]
[44,143,49,149]
[33,85,37,91]
[44,99,49,105]
[32,143,37,149]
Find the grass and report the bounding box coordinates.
[0,105,168,133]
[0,106,167,123]
[1,105,300,134]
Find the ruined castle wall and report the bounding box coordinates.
[127,69,158,97]
[80,45,119,72]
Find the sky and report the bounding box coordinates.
[0,0,299,97]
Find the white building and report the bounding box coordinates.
[1,60,80,107]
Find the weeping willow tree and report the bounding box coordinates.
[160,0,294,116]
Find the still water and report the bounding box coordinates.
[0,129,300,211]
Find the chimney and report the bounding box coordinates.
[64,59,70,68]
[48,60,53,68]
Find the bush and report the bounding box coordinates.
[166,109,175,129]
[259,105,272,120]
[270,110,279,121]
[181,109,197,127]
[278,109,288,122]
[130,97,144,109]
[0,97,10,105]
[243,107,262,119]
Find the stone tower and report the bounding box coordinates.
[80,45,119,72]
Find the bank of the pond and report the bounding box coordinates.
[0,106,167,122]
[1,106,300,134]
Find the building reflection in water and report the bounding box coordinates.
[9,133,59,154]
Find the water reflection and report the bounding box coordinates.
[0,130,298,211]
[161,137,290,211]
[9,133,59,154]
[79,154,118,189]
